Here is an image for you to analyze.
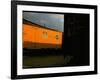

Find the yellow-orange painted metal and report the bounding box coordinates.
[23,22,63,49]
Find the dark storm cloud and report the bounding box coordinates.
[23,12,64,32]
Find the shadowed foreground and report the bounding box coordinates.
[23,49,73,68]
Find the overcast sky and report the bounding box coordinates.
[23,12,64,32]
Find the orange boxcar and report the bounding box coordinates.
[23,21,63,49]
